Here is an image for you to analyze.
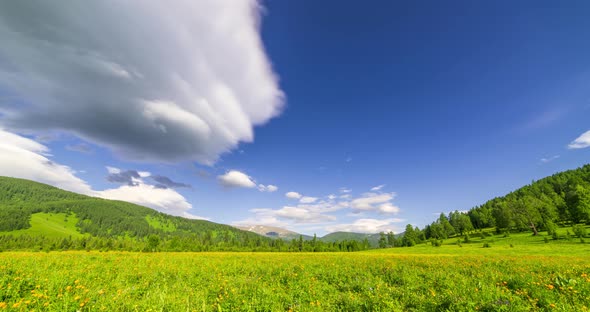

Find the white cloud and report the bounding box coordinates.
[370,184,385,191]
[106,166,121,174]
[326,218,404,234]
[0,1,284,164]
[0,129,93,194]
[350,192,400,214]
[99,183,194,217]
[540,155,560,164]
[568,130,590,149]
[0,130,205,219]
[340,187,352,193]
[285,191,302,199]
[258,184,278,192]
[232,186,403,235]
[378,203,401,214]
[218,170,256,188]
[300,196,318,204]
[267,185,278,192]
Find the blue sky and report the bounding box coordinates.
[0,1,589,235]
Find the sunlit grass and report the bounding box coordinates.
[0,250,588,311]
[376,227,590,256]
[0,213,86,238]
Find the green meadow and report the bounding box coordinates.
[1,229,589,312]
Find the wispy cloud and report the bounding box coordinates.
[258,184,278,192]
[350,192,400,214]
[65,143,93,154]
[370,184,385,191]
[521,108,568,132]
[540,155,560,164]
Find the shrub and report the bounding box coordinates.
[545,220,557,236]
[463,234,470,243]
[483,243,491,248]
[572,224,587,238]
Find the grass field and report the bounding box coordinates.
[0,246,589,311]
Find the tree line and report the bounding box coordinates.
[0,234,371,252]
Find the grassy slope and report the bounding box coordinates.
[2,212,86,238]
[145,215,177,233]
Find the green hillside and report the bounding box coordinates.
[0,177,372,252]
[0,176,274,251]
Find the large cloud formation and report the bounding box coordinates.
[0,1,283,164]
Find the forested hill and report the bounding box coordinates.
[413,164,590,245]
[468,164,590,230]
[0,177,370,252]
[0,176,274,250]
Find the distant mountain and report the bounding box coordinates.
[235,225,313,240]
[235,226,401,247]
